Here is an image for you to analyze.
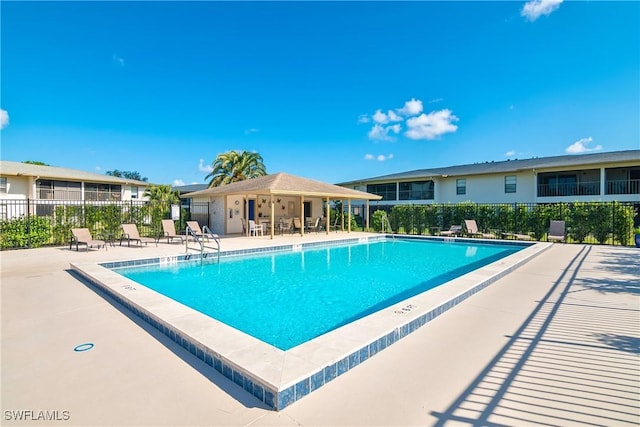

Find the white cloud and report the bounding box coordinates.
[368,123,401,142]
[0,109,9,129]
[95,166,102,171]
[521,0,563,21]
[404,109,459,140]
[244,128,260,135]
[372,110,389,124]
[505,150,516,157]
[112,54,125,67]
[565,137,602,154]
[173,179,186,186]
[364,153,394,162]
[198,158,213,173]
[397,98,423,116]
[358,114,371,124]
[428,98,443,104]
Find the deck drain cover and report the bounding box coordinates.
[74,343,94,352]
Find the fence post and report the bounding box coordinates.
[26,198,31,248]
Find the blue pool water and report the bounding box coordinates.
[115,239,522,350]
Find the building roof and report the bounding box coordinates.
[183,172,382,200]
[173,184,208,194]
[338,150,640,185]
[0,160,151,186]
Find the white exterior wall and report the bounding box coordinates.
[437,172,536,204]
[193,194,329,236]
[2,176,30,199]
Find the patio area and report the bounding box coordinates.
[2,233,639,426]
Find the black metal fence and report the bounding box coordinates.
[1,198,637,248]
[360,201,639,246]
[0,199,209,249]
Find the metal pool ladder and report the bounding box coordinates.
[382,213,395,240]
[185,225,220,263]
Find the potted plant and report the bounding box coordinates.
[635,227,640,248]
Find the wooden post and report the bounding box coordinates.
[270,196,275,239]
[325,197,330,235]
[300,195,305,236]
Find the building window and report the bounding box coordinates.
[85,183,122,201]
[505,175,517,193]
[37,180,82,200]
[366,183,397,201]
[399,181,434,200]
[456,179,466,195]
[0,177,7,194]
[131,186,138,199]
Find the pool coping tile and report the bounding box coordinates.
[70,235,550,410]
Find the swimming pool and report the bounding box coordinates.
[70,234,549,410]
[115,239,521,350]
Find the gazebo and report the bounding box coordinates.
[182,172,382,239]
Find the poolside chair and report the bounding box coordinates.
[293,217,303,233]
[278,218,293,234]
[464,220,496,239]
[502,232,532,241]
[439,225,462,237]
[249,219,264,236]
[160,219,185,244]
[548,220,566,243]
[330,216,341,232]
[186,220,218,242]
[306,217,320,233]
[120,223,157,247]
[70,228,106,251]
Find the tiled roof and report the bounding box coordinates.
[0,160,151,185]
[338,150,640,185]
[183,172,382,200]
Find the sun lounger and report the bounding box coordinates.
[70,228,106,251]
[440,225,462,237]
[160,219,185,244]
[548,220,566,243]
[464,219,496,239]
[502,232,532,241]
[120,223,157,247]
[186,221,218,241]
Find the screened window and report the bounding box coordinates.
[505,175,517,193]
[131,186,139,199]
[399,181,434,200]
[0,177,7,194]
[37,180,82,200]
[456,179,466,195]
[85,183,122,201]
[366,183,397,201]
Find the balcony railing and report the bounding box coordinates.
[537,181,600,197]
[606,179,640,195]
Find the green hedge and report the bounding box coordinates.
[372,202,636,245]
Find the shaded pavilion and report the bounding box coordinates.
[182,172,382,239]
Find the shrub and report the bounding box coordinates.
[0,215,52,249]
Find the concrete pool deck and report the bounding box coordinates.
[2,232,639,426]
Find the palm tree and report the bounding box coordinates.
[143,184,179,204]
[206,150,267,188]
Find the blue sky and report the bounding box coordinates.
[1,1,638,186]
